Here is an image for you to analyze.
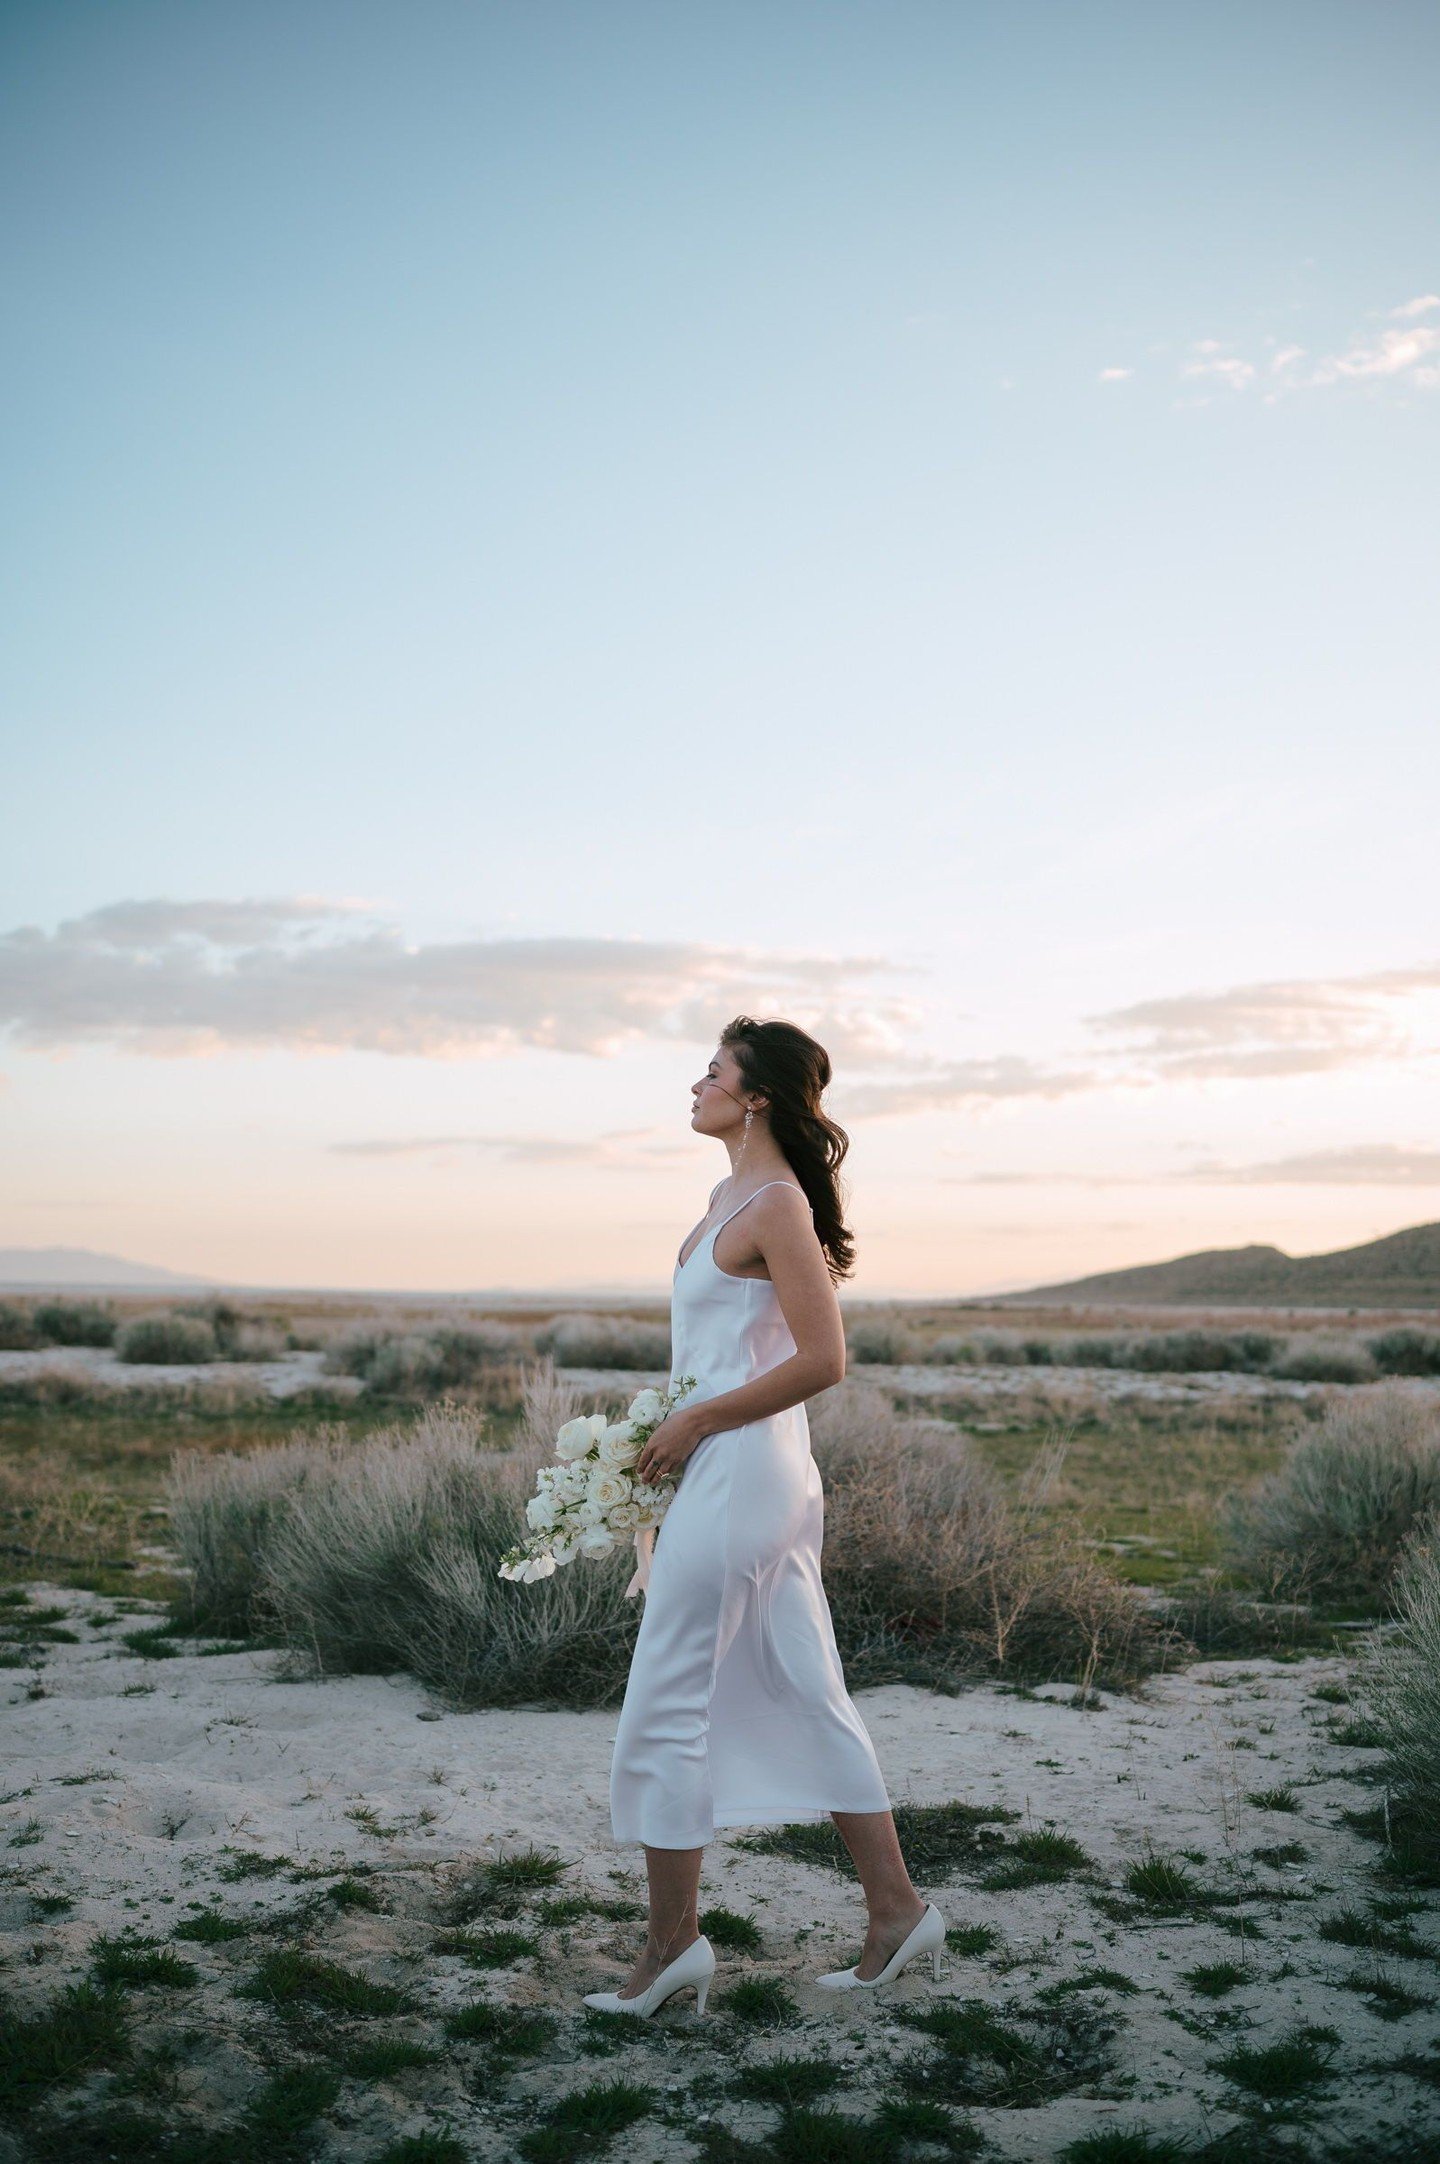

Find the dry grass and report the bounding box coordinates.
[159,1366,1169,1707]
[1223,1384,1440,1603]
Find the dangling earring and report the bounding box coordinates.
[737,1104,753,1169]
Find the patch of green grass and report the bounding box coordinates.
[515,2075,654,2161]
[444,1998,557,2055]
[1327,1716,1385,1748]
[218,1847,296,1881]
[8,1817,43,1847]
[871,2096,987,2156]
[432,1926,538,1968]
[1183,1961,1249,1999]
[1318,1904,1432,1961]
[372,2138,469,2164]
[0,1980,130,2113]
[944,1921,998,1959]
[1341,1800,1440,1887]
[1310,1682,1350,1705]
[732,1797,1020,1881]
[173,1907,251,1943]
[980,1826,1095,1889]
[895,1995,1118,2108]
[325,1874,382,1911]
[117,1625,183,1659]
[1123,1856,1208,1912]
[1246,1787,1299,1813]
[90,1934,197,1989]
[1339,1967,1434,2021]
[445,1844,574,1923]
[1251,1842,1308,1869]
[338,2035,444,2078]
[719,1975,800,2025]
[243,1950,411,2018]
[699,1905,763,1953]
[1211,2022,1339,2108]
[1059,2132,1195,2162]
[1036,1967,1138,2002]
[730,2053,848,2107]
[31,1894,74,1918]
[240,2063,342,2156]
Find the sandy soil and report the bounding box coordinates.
[3,1589,1439,2158]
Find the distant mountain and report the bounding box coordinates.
[1005,1221,1440,1309]
[0,1248,215,1290]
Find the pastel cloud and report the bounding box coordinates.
[0,898,920,1063]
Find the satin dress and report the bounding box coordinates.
[608,1179,892,1848]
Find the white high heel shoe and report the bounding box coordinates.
[815,1901,947,1990]
[582,1933,716,2019]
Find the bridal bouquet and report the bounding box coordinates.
[497,1374,698,1587]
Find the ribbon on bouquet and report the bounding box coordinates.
[624,1523,656,1600]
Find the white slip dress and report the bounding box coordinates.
[608,1179,893,1848]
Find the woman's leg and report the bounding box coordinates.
[619,1843,705,1997]
[831,1809,928,1979]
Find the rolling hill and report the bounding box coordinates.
[1006,1220,1440,1309]
[0,1248,215,1290]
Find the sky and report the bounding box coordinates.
[2,0,1438,1299]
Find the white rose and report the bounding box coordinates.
[607,1500,640,1531]
[588,1468,630,1514]
[627,1388,665,1426]
[575,1497,606,1526]
[578,1524,615,1556]
[520,1552,557,1581]
[554,1417,596,1463]
[598,1421,639,1467]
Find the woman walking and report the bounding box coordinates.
[584,1015,945,2019]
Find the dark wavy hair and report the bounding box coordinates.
[718,1015,855,1283]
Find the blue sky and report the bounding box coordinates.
[2,1,1438,1295]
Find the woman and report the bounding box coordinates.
[583,1015,946,2020]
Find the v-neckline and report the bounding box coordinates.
[674,1179,805,1275]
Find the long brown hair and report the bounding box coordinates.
[718,1015,855,1283]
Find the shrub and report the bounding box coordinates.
[810,1380,1166,1689]
[1361,1522,1440,1871]
[117,1314,219,1366]
[0,1302,40,1351]
[1270,1335,1377,1385]
[32,1301,116,1348]
[168,1434,333,1633]
[846,1314,924,1364]
[326,1320,532,1395]
[1369,1329,1440,1378]
[1223,1384,1440,1601]
[531,1312,671,1370]
[163,1364,1164,1707]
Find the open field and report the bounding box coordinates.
[3,1586,1439,2162]
[3,1296,1439,2159]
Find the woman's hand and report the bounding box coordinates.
[633,1407,708,1485]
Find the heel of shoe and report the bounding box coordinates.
[931,1947,943,1980]
[695,1975,711,2016]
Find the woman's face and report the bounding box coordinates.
[690,1045,750,1134]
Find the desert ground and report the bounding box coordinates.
[3,1290,1440,2161]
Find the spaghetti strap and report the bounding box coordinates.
[711,1179,805,1235]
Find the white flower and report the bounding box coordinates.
[632,1497,661,1529]
[575,1497,607,1526]
[627,1387,665,1426]
[520,1552,557,1581]
[578,1524,615,1556]
[607,1500,640,1531]
[597,1420,640,1467]
[588,1468,630,1514]
[525,1493,558,1531]
[555,1417,597,1463]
